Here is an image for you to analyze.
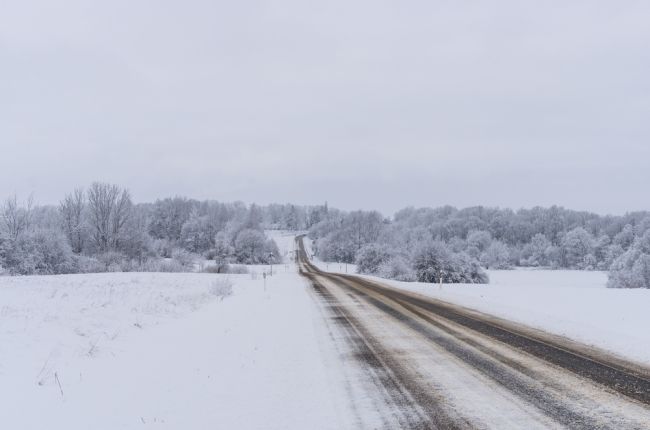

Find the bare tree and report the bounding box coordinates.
[111,188,132,250]
[87,183,132,252]
[59,188,86,253]
[1,195,33,240]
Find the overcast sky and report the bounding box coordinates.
[2,1,649,216]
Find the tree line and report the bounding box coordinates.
[2,191,648,288]
[307,205,650,288]
[0,183,309,275]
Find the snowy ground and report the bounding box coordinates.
[0,237,361,429]
[385,270,650,366]
[3,233,648,429]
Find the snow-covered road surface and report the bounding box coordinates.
[298,239,650,429]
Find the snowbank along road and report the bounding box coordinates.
[296,237,650,429]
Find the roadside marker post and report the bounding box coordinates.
[263,272,267,291]
[269,252,274,276]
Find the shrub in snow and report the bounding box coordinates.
[97,251,127,272]
[355,243,392,275]
[608,231,650,288]
[377,255,416,282]
[203,264,249,274]
[171,248,197,269]
[209,278,233,300]
[76,255,105,273]
[0,229,76,275]
[413,242,488,284]
[27,229,77,274]
[211,232,235,264]
[203,263,229,274]
[139,258,186,273]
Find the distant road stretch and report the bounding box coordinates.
[297,237,650,430]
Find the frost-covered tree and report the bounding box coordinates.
[213,232,235,265]
[560,227,595,269]
[413,241,488,284]
[120,207,154,263]
[356,243,392,275]
[608,230,650,288]
[377,255,416,282]
[0,229,75,275]
[521,233,551,267]
[234,229,280,264]
[613,224,635,250]
[467,230,492,252]
[1,195,33,240]
[59,188,86,253]
[481,241,512,269]
[180,210,214,253]
[87,183,132,252]
[148,197,194,243]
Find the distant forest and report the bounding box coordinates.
[307,205,650,288]
[1,185,648,288]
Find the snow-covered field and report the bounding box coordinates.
[384,270,650,366]
[0,242,357,429]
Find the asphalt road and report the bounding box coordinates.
[297,237,650,429]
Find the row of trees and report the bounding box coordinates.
[0,184,283,275]
[308,206,650,287]
[3,191,649,288]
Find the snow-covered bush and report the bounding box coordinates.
[76,255,105,273]
[97,251,127,272]
[234,229,280,264]
[355,243,392,274]
[413,242,488,284]
[377,255,416,282]
[138,258,186,273]
[171,248,197,269]
[608,231,650,288]
[203,264,248,274]
[0,229,76,275]
[209,278,233,300]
